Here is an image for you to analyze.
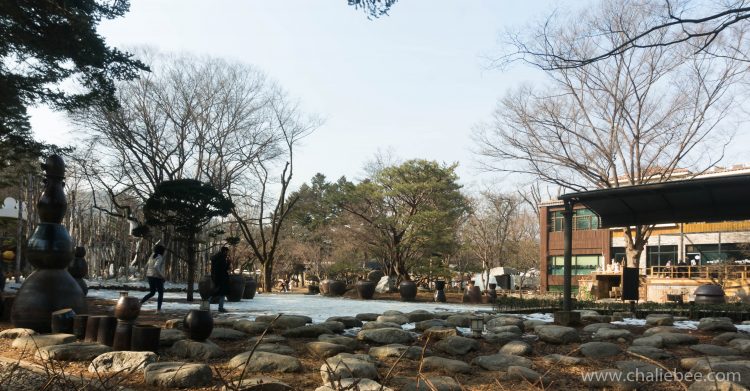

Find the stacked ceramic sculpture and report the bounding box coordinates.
[68,246,88,296]
[12,155,87,332]
[112,291,141,350]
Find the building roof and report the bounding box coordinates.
[559,173,750,228]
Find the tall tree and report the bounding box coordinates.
[338,159,469,281]
[144,179,233,301]
[0,0,147,169]
[476,0,744,267]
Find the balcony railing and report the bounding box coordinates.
[648,265,750,280]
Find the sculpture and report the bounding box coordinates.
[11,155,87,332]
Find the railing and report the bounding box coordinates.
[648,264,750,280]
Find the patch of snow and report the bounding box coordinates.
[612,318,647,327]
[673,320,698,330]
[735,325,750,333]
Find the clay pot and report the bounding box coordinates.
[367,270,385,282]
[307,285,320,295]
[183,309,213,341]
[50,308,75,334]
[112,320,134,351]
[319,279,332,295]
[226,275,245,302]
[242,277,257,299]
[73,315,88,340]
[434,280,446,303]
[399,280,417,301]
[115,294,141,321]
[11,269,86,332]
[131,324,161,353]
[328,280,347,297]
[487,283,497,301]
[356,280,376,300]
[694,284,726,304]
[468,286,482,304]
[198,275,214,300]
[26,224,74,269]
[96,316,118,347]
[84,315,102,342]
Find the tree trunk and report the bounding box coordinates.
[186,239,195,302]
[262,262,274,293]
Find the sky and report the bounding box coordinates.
[27,0,750,193]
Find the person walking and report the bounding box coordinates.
[210,247,230,313]
[141,244,166,312]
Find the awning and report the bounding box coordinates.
[559,173,750,228]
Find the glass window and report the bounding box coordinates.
[547,254,602,276]
[548,208,601,232]
[646,245,677,267]
[686,243,750,264]
[611,247,626,264]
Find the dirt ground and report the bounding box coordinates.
[0,288,714,390]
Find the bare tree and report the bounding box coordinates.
[476,1,745,267]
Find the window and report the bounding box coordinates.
[646,245,677,267]
[548,209,600,232]
[686,243,750,264]
[548,255,602,275]
[611,247,626,264]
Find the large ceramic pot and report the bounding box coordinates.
[468,286,482,304]
[50,308,75,334]
[183,309,213,341]
[96,315,118,347]
[399,280,417,301]
[328,280,347,297]
[367,270,385,282]
[319,279,333,295]
[112,320,133,351]
[356,280,376,300]
[114,293,141,321]
[84,315,102,342]
[242,277,257,299]
[434,280,446,303]
[307,284,320,295]
[198,275,214,300]
[694,284,726,304]
[488,283,497,301]
[131,324,161,353]
[226,275,245,302]
[73,315,88,340]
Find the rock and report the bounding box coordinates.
[582,369,636,390]
[0,328,36,339]
[144,362,212,388]
[210,327,246,340]
[433,336,479,355]
[658,332,699,346]
[616,360,661,381]
[406,310,436,323]
[487,325,522,335]
[715,332,750,344]
[357,328,414,345]
[505,366,542,382]
[356,313,380,321]
[632,335,664,348]
[362,321,402,330]
[249,335,286,344]
[223,376,292,391]
[169,339,224,359]
[695,362,750,388]
[255,343,296,355]
[230,351,302,373]
[234,320,271,335]
[627,346,673,360]
[646,314,674,326]
[594,328,632,341]
[397,375,461,391]
[485,331,521,345]
[255,314,311,330]
[535,325,581,344]
[699,317,738,332]
[316,378,392,391]
[368,344,427,360]
[583,323,617,333]
[523,319,548,330]
[579,342,622,359]
[318,334,359,350]
[421,356,471,374]
[89,351,157,373]
[213,318,240,328]
[414,319,448,331]
[281,324,333,338]
[326,316,363,328]
[682,356,743,371]
[433,311,460,320]
[306,341,349,358]
[688,380,750,391]
[472,353,533,371]
[690,344,740,356]
[643,326,678,336]
[375,276,396,293]
[36,342,111,361]
[487,316,524,330]
[319,321,345,334]
[542,354,583,365]
[729,339,750,353]
[12,333,75,351]
[165,318,183,329]
[376,314,409,325]
[423,327,458,340]
[445,314,471,328]
[500,340,532,356]
[159,328,186,347]
[321,354,379,383]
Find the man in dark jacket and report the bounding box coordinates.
[210,247,230,313]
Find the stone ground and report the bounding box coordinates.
[0,288,744,390]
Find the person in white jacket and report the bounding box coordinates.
[140,244,166,311]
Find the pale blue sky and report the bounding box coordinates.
[28,1,749,191]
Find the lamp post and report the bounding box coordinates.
[470,316,484,338]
